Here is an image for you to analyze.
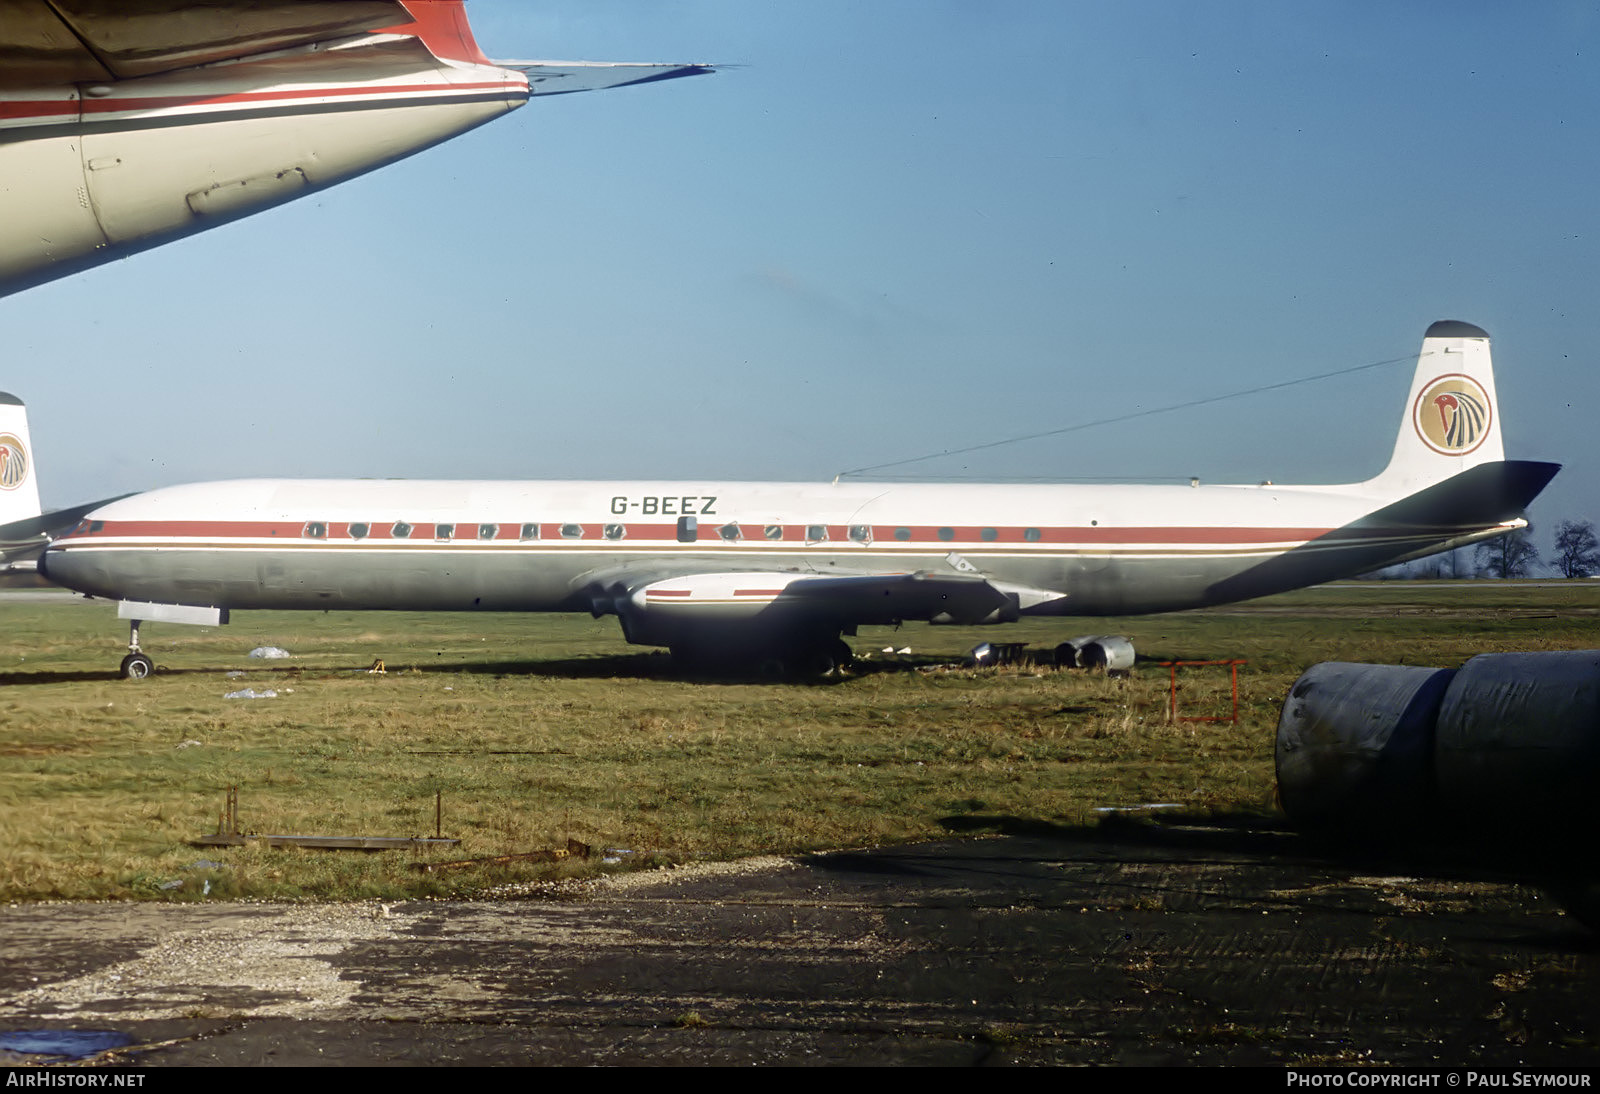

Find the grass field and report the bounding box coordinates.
[2,582,1597,902]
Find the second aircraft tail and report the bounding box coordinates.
[1366,320,1506,496]
[0,393,41,534]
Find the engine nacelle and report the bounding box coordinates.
[612,572,831,652]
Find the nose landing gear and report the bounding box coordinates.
[120,619,154,679]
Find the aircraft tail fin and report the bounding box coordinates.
[1366,321,1506,496]
[0,393,41,533]
[387,1,493,66]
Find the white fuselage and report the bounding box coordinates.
[41,474,1442,619]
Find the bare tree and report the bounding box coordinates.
[1475,525,1540,579]
[1553,519,1600,579]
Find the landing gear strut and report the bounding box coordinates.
[670,636,855,679]
[120,619,154,680]
[763,638,856,679]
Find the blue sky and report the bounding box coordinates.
[6,1,1597,561]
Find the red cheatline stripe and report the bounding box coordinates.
[80,81,521,116]
[67,518,1337,546]
[60,542,1334,559]
[0,100,77,122]
[1,80,521,126]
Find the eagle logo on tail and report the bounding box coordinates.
[0,434,27,490]
[1413,375,1491,455]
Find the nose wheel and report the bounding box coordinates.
[120,652,154,680]
[121,619,154,679]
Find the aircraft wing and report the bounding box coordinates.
[0,494,132,570]
[496,61,714,95]
[0,0,411,86]
[587,567,1064,654]
[1,4,714,89]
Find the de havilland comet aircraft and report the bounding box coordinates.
[36,322,1560,678]
[0,0,710,298]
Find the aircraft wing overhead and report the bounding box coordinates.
[0,493,132,569]
[599,568,1063,642]
[763,571,1028,626]
[0,0,409,85]
[497,61,714,95]
[0,493,132,545]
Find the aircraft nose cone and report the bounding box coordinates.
[36,545,92,595]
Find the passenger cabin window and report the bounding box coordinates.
[603,523,626,540]
[560,523,584,539]
[303,521,327,539]
[392,521,412,539]
[763,524,783,540]
[519,523,539,541]
[1024,528,1042,542]
[436,523,455,541]
[980,527,998,542]
[718,522,741,542]
[893,527,911,542]
[349,522,370,540]
[677,516,697,543]
[805,524,827,543]
[478,523,498,541]
[848,524,872,544]
[937,527,954,542]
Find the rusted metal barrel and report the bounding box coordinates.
[1435,650,1600,826]
[1276,662,1455,829]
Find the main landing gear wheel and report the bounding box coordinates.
[120,652,154,680]
[830,638,855,671]
[770,640,855,680]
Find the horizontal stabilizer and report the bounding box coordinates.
[496,60,713,95]
[1356,460,1560,531]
